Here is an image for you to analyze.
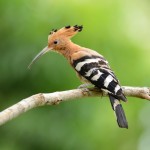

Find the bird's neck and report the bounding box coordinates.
[59,41,81,60]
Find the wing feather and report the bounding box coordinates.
[72,51,126,101]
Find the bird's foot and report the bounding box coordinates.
[78,83,93,89]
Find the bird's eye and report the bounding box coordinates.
[54,40,58,44]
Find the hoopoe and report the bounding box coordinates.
[28,25,128,129]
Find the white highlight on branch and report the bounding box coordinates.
[0,86,150,126]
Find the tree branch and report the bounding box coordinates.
[0,86,150,126]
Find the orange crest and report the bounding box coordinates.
[48,25,83,40]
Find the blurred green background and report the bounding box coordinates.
[0,0,150,150]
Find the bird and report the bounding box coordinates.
[28,25,128,129]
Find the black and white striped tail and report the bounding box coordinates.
[109,94,128,129]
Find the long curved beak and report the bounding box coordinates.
[28,46,52,69]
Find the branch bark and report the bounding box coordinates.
[0,86,150,126]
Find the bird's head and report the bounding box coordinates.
[28,25,83,69]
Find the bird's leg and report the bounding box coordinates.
[78,83,93,89]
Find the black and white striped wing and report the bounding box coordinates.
[73,55,126,101]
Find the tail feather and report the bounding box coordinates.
[109,94,128,129]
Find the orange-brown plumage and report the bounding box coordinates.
[46,25,83,60]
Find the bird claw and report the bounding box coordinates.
[77,83,93,89]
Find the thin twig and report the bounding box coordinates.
[0,86,150,126]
